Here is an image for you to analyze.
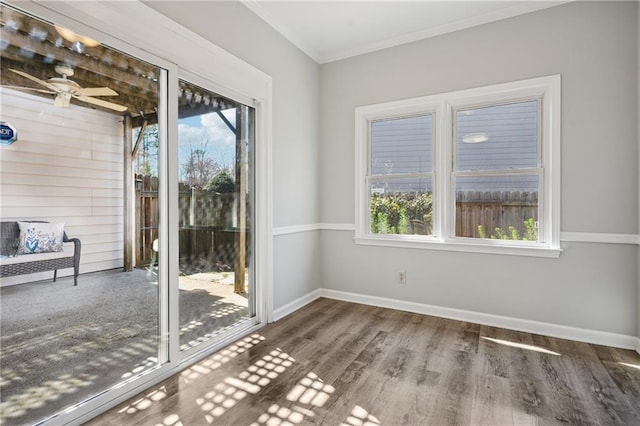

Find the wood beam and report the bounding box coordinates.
[0,27,156,92]
[216,111,236,133]
[234,107,247,294]
[132,119,149,157]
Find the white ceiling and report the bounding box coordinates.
[242,1,571,64]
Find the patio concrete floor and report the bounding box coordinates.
[0,268,249,425]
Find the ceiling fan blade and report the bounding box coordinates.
[79,87,119,97]
[76,95,128,112]
[1,85,56,94]
[9,69,58,92]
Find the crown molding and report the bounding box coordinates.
[243,1,572,64]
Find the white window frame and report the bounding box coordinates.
[355,75,561,258]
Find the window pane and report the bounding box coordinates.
[455,175,539,240]
[371,114,433,175]
[370,178,433,235]
[456,100,538,171]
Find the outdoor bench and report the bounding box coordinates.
[0,221,81,286]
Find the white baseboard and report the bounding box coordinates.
[320,289,638,350]
[272,287,638,351]
[272,289,322,321]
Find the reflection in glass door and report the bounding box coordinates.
[177,79,255,351]
[0,4,165,424]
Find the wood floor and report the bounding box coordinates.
[89,298,640,425]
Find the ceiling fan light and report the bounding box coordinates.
[54,92,71,108]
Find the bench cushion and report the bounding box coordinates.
[0,245,74,266]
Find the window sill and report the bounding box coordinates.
[354,235,562,258]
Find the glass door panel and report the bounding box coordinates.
[177,79,255,351]
[0,4,165,424]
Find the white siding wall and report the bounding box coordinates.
[0,88,124,285]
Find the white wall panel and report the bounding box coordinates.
[0,88,125,285]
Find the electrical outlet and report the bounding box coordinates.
[398,271,407,284]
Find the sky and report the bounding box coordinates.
[178,108,237,171]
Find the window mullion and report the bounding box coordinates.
[370,172,433,180]
[437,101,452,242]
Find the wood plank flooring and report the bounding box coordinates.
[89,298,640,425]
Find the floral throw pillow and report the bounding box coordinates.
[17,222,65,254]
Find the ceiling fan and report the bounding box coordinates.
[5,65,128,112]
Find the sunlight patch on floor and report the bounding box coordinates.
[618,362,640,371]
[196,348,295,423]
[121,357,159,380]
[118,385,168,415]
[117,334,266,418]
[181,334,265,384]
[251,371,336,425]
[341,405,381,426]
[481,336,560,356]
[161,413,183,426]
[0,373,97,419]
[286,372,335,407]
[179,316,253,351]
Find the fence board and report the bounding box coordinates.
[134,175,244,267]
[455,191,537,238]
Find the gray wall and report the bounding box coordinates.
[146,1,638,337]
[319,1,639,336]
[145,1,322,308]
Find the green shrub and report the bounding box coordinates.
[523,218,538,241]
[205,170,235,193]
[370,192,433,235]
[476,218,538,241]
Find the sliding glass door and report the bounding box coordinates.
[176,79,256,352]
[0,4,168,424]
[0,3,263,424]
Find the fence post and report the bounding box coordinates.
[123,115,133,271]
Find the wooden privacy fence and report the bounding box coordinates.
[135,174,244,267]
[178,186,239,266]
[455,190,538,238]
[136,174,159,266]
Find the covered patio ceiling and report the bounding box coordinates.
[0,5,236,126]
